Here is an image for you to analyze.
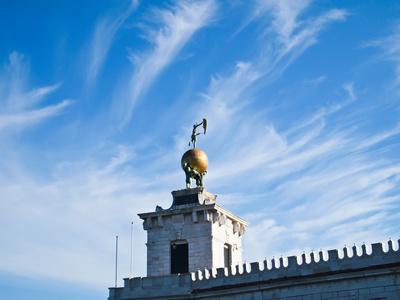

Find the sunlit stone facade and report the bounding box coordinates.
[138,187,248,277]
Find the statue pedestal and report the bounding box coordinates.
[171,187,216,207]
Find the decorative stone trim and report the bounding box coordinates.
[192,211,198,223]
[218,213,227,226]
[157,216,163,227]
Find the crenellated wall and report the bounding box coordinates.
[109,239,400,299]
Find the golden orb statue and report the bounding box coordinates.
[181,148,208,174]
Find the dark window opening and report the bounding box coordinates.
[171,242,188,274]
[224,244,231,268]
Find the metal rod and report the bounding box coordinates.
[130,221,134,279]
[115,235,118,288]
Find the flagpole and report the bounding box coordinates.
[130,221,134,279]
[115,235,118,288]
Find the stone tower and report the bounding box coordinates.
[137,119,248,277]
[138,187,249,277]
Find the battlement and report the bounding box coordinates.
[191,239,400,288]
[109,239,400,299]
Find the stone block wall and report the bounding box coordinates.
[109,240,400,300]
[211,216,244,269]
[139,201,248,277]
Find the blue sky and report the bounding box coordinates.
[1,0,400,299]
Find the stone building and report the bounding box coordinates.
[108,186,400,299]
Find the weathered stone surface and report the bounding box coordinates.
[137,188,249,277]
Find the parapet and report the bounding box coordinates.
[109,273,192,299]
[109,239,400,299]
[191,239,400,289]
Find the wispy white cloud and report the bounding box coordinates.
[87,0,139,83]
[0,143,169,287]
[271,9,347,76]
[365,23,400,87]
[208,1,347,122]
[303,75,327,85]
[114,0,217,126]
[356,123,400,151]
[0,100,71,131]
[193,0,350,185]
[254,0,312,42]
[199,61,261,128]
[0,52,71,133]
[243,150,400,262]
[236,1,347,82]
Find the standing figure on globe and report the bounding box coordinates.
[182,119,209,188]
[188,118,207,149]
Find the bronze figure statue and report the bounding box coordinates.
[188,118,207,149]
[183,159,207,188]
[182,119,208,188]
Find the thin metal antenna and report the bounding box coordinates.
[130,221,134,279]
[115,235,118,288]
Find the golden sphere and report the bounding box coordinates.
[181,149,209,174]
